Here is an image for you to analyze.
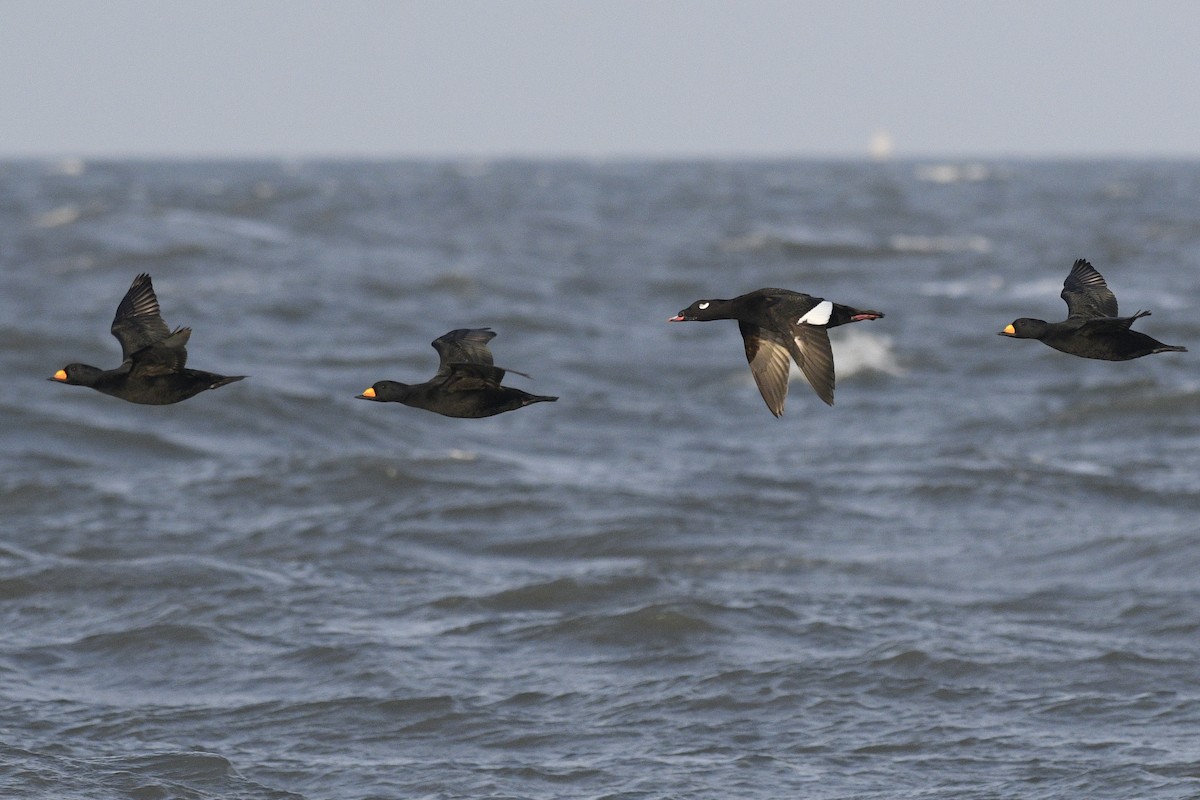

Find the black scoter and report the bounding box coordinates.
[356,328,557,418]
[50,273,245,404]
[999,259,1187,360]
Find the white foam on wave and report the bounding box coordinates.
[831,329,903,377]
[919,275,1004,299]
[727,226,991,258]
[722,225,878,253]
[1027,453,1115,478]
[34,205,81,229]
[890,233,991,254]
[787,329,902,380]
[48,157,86,177]
[914,163,997,184]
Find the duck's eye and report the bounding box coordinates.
[698,301,710,310]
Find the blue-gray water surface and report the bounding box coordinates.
[3,159,1200,799]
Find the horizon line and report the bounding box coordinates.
[3,149,1200,163]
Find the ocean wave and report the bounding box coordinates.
[0,743,301,800]
[918,274,1005,299]
[889,233,992,254]
[63,622,223,656]
[0,555,292,599]
[526,602,728,647]
[828,330,904,378]
[724,225,992,259]
[458,574,660,614]
[157,208,293,246]
[33,204,83,229]
[721,226,889,257]
[49,208,292,268]
[914,163,1003,184]
[12,411,209,467]
[1041,382,1200,423]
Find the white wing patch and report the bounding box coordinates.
[797,300,833,326]
[698,301,710,309]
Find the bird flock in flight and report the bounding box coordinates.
[51,260,1187,417]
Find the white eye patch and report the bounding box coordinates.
[797,300,833,326]
[698,301,710,310]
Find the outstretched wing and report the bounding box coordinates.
[785,324,836,407]
[440,362,507,392]
[1061,259,1118,319]
[739,322,793,417]
[111,273,173,360]
[432,328,496,376]
[127,327,191,377]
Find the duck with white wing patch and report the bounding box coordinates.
[670,288,884,415]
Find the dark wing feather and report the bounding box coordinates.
[1077,310,1151,334]
[786,325,836,407]
[432,328,496,376]
[739,321,793,417]
[440,362,506,391]
[111,273,172,360]
[1061,259,1118,319]
[127,327,191,377]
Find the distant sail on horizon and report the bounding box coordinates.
[869,129,893,160]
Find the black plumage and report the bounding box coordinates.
[50,273,245,404]
[356,328,557,418]
[999,259,1187,360]
[669,288,885,414]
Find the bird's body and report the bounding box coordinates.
[50,273,245,404]
[357,328,556,418]
[55,360,244,405]
[1000,259,1187,360]
[669,287,885,414]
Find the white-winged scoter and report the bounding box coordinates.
[669,288,884,414]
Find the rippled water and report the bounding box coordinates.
[3,159,1200,799]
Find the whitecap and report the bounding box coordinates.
[828,329,903,378]
[914,163,995,184]
[1027,453,1115,478]
[722,225,880,254]
[47,157,86,177]
[34,205,81,229]
[919,275,1004,298]
[890,233,991,254]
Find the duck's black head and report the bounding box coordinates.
[49,363,102,386]
[669,299,726,322]
[999,318,1050,340]
[356,380,410,402]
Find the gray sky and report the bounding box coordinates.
[3,0,1198,159]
